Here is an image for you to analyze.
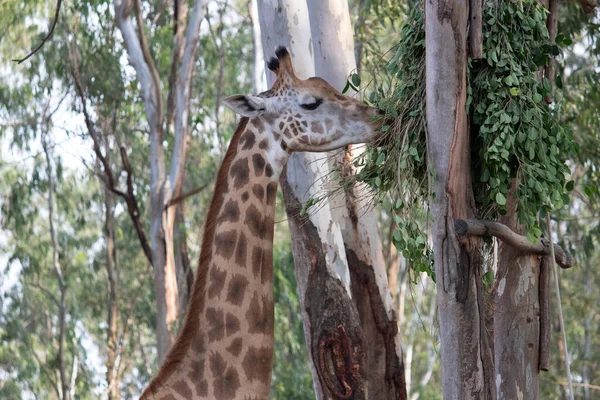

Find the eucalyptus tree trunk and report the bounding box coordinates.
[103,176,121,400]
[493,190,541,399]
[258,1,367,398]
[258,1,405,398]
[249,0,265,94]
[425,1,495,399]
[113,0,208,363]
[307,0,406,398]
[492,2,560,397]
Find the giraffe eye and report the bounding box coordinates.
[300,98,323,110]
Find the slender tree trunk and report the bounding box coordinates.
[104,177,121,399]
[166,0,188,127]
[114,0,208,363]
[174,201,193,319]
[494,188,541,399]
[307,1,406,398]
[114,0,173,361]
[582,256,592,400]
[42,131,70,400]
[249,0,265,94]
[425,1,495,399]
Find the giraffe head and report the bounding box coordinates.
[223,47,381,153]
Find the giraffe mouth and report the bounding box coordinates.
[364,118,390,147]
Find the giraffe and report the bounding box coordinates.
[140,47,381,400]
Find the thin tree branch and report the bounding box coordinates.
[576,0,597,14]
[66,32,153,267]
[13,0,63,64]
[117,144,154,265]
[169,0,209,199]
[42,131,69,400]
[454,219,575,268]
[165,182,210,209]
[552,380,600,391]
[31,347,62,399]
[166,0,188,126]
[133,0,164,126]
[113,0,162,138]
[25,281,61,308]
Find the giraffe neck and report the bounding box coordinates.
[142,117,288,399]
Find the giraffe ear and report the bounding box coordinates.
[222,95,266,118]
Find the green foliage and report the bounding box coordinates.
[470,0,576,239]
[353,6,433,277]
[0,165,104,400]
[356,0,578,278]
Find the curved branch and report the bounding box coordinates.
[454,219,575,269]
[169,0,209,199]
[577,0,597,14]
[118,145,154,265]
[113,0,162,138]
[133,0,163,126]
[66,36,153,267]
[165,182,210,209]
[25,281,60,308]
[13,0,62,64]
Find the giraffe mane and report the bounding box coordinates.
[142,117,250,396]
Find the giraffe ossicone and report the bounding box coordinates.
[140,46,381,400]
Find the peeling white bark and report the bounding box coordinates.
[169,0,208,199]
[307,1,406,398]
[258,1,363,398]
[257,0,350,296]
[307,0,392,314]
[249,0,266,93]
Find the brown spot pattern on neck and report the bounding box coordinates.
[141,118,250,397]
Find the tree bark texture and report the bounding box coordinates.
[307,1,406,398]
[425,1,495,399]
[258,1,395,398]
[258,2,358,398]
[42,132,70,400]
[104,176,121,400]
[493,181,544,400]
[174,201,193,321]
[258,1,406,398]
[249,0,266,94]
[494,231,541,399]
[113,0,208,363]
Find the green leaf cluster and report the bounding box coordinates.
[353,0,578,273]
[353,6,433,277]
[470,0,577,238]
